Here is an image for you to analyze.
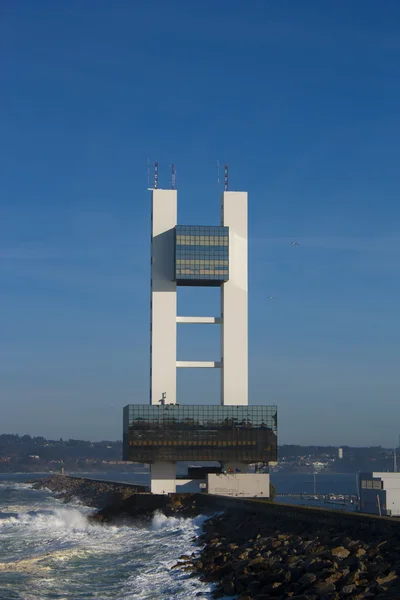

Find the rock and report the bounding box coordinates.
[167,500,400,600]
[245,582,263,597]
[314,581,337,595]
[234,575,252,594]
[218,563,234,577]
[222,580,235,595]
[370,561,392,575]
[298,573,317,586]
[331,546,350,559]
[213,553,227,566]
[376,571,398,586]
[342,584,357,595]
[312,559,334,571]
[325,570,345,584]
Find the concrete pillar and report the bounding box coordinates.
[150,461,176,494]
[150,189,177,405]
[220,192,248,405]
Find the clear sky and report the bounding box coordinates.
[2,0,400,445]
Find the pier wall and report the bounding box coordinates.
[37,476,400,542]
[191,493,400,542]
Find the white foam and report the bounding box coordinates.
[151,511,182,530]
[0,506,90,532]
[0,483,212,599]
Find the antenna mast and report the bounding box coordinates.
[154,162,159,189]
[224,164,229,191]
[171,164,176,190]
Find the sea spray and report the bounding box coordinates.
[0,476,212,600]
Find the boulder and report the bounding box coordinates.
[376,571,398,586]
[342,583,357,595]
[314,581,337,595]
[331,546,350,560]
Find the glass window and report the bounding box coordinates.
[175,225,229,287]
[123,404,277,463]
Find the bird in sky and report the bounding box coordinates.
[290,241,300,246]
[268,296,275,300]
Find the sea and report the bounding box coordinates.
[0,471,359,600]
[0,474,213,600]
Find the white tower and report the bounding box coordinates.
[150,189,177,405]
[220,191,248,406]
[150,189,248,407]
[149,185,248,493]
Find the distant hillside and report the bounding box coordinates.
[0,434,396,473]
[0,434,126,472]
[279,444,396,473]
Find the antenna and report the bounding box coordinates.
[154,162,159,189]
[147,158,150,188]
[224,164,229,191]
[171,163,176,190]
[217,161,220,186]
[394,448,397,473]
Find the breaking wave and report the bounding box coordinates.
[0,477,212,599]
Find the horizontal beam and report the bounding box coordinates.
[176,316,222,324]
[176,361,222,368]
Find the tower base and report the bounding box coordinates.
[150,461,176,494]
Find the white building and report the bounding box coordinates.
[207,473,270,498]
[150,188,248,408]
[359,472,400,517]
[123,178,278,495]
[149,187,248,493]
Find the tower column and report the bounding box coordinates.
[220,192,248,405]
[150,189,177,405]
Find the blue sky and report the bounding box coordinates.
[2,0,400,445]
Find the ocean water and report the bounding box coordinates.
[0,471,360,598]
[271,472,359,496]
[0,476,213,600]
[271,472,360,511]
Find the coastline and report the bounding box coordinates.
[176,509,400,599]
[32,475,400,599]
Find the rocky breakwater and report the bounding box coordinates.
[32,474,147,508]
[174,510,400,599]
[32,475,206,522]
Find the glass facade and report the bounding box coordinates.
[123,405,277,463]
[175,225,229,286]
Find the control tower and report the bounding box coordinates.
[124,173,277,494]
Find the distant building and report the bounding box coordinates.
[359,472,400,516]
[338,447,343,459]
[312,461,327,471]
